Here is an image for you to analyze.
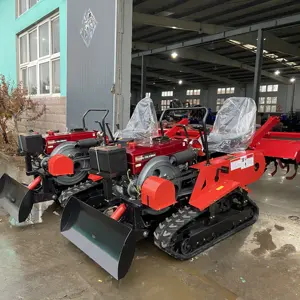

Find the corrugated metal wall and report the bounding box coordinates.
[66,0,116,130]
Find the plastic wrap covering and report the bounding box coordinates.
[115,97,159,143]
[208,97,257,153]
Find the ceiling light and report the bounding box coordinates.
[274,70,280,76]
[171,26,178,29]
[171,51,178,59]
[290,77,296,83]
[178,80,183,85]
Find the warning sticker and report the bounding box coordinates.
[230,159,241,171]
[230,154,254,171]
[243,155,254,169]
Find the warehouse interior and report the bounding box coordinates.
[1,1,300,300]
[130,0,300,118]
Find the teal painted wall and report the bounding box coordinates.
[0,0,67,96]
[0,0,16,81]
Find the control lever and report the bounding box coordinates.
[105,123,115,143]
[175,124,189,140]
[94,121,107,146]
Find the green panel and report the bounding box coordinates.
[0,0,67,96]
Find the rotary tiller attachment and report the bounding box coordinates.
[0,173,36,223]
[60,197,136,280]
[277,159,298,180]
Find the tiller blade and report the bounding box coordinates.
[60,197,136,280]
[286,164,298,180]
[0,174,34,223]
[285,164,290,175]
[269,160,278,177]
[278,159,287,170]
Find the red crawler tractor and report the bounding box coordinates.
[0,109,111,223]
[59,98,265,280]
[2,97,297,280]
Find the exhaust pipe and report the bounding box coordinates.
[60,197,136,280]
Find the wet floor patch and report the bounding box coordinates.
[274,224,285,231]
[270,244,296,258]
[251,229,277,256]
[289,216,300,222]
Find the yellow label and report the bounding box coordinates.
[216,186,224,191]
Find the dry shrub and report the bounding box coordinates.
[0,75,46,147]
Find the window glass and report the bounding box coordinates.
[19,0,27,15]
[29,0,37,8]
[20,35,28,64]
[29,30,37,61]
[39,22,50,57]
[28,66,37,95]
[51,18,60,54]
[260,85,266,92]
[39,62,50,94]
[18,14,60,95]
[21,68,27,89]
[52,60,60,93]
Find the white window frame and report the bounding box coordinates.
[217,87,235,95]
[260,84,278,93]
[18,14,60,97]
[186,89,201,96]
[216,98,225,111]
[186,99,200,106]
[161,99,172,110]
[258,96,278,113]
[161,91,173,97]
[18,0,39,17]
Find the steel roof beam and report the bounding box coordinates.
[132,41,289,84]
[131,77,170,90]
[133,12,300,57]
[133,56,239,87]
[132,67,202,88]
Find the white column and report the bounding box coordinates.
[113,0,133,130]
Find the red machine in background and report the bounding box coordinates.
[250,116,300,179]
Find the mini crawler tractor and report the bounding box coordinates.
[60,98,265,280]
[0,109,111,223]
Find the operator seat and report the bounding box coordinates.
[207,97,257,153]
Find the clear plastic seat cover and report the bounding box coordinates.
[114,97,159,143]
[207,97,257,153]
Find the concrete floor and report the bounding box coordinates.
[1,160,300,300]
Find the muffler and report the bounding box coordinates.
[0,173,35,223]
[60,197,136,280]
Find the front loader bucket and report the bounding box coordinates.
[0,174,34,223]
[61,197,136,280]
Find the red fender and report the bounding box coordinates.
[189,151,265,211]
